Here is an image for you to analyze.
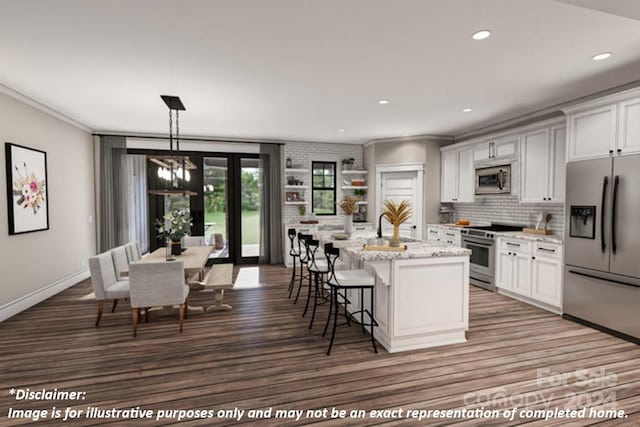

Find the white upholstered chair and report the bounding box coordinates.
[88,252,130,327]
[128,261,190,337]
[125,241,142,262]
[182,235,205,247]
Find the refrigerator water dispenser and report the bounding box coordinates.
[570,205,595,239]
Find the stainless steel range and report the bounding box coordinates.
[461,224,524,291]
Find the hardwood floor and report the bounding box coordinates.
[0,265,638,426]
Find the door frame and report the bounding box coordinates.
[375,163,424,240]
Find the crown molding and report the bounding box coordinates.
[0,83,93,133]
[363,134,453,148]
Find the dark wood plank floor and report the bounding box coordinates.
[0,265,638,426]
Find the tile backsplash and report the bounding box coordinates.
[453,195,565,235]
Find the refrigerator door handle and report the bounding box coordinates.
[612,175,619,254]
[600,176,608,253]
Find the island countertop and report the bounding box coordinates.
[314,230,470,261]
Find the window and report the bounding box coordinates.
[312,161,336,215]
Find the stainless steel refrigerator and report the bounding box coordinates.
[564,154,639,343]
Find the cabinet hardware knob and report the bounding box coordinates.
[532,256,536,260]
[609,150,614,154]
[617,148,622,153]
[508,252,512,255]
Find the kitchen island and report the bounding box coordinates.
[317,231,471,353]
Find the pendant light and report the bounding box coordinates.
[148,95,197,196]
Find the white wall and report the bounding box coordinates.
[0,91,95,320]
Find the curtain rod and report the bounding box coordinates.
[93,133,286,145]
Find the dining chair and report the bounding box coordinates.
[128,261,190,337]
[125,241,141,262]
[88,252,130,327]
[109,246,130,313]
[182,235,205,247]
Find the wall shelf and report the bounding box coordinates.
[284,201,307,205]
[284,185,309,189]
[285,168,309,174]
[341,186,368,190]
[341,170,368,175]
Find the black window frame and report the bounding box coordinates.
[311,161,337,216]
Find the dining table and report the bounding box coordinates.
[121,246,212,281]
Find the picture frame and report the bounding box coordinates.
[5,142,49,235]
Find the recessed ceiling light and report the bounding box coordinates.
[471,30,492,40]
[592,52,612,61]
[463,108,473,113]
[338,128,345,132]
[378,99,390,105]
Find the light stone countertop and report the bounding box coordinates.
[427,223,563,244]
[493,231,563,245]
[311,229,470,261]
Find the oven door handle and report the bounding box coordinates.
[463,239,493,247]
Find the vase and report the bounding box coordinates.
[171,240,182,256]
[390,224,401,247]
[343,215,353,234]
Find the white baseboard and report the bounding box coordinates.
[0,269,90,323]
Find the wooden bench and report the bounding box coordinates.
[202,263,234,311]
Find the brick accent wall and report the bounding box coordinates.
[454,196,565,235]
[283,141,364,224]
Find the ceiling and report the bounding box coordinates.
[0,0,639,144]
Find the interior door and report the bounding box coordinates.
[380,171,420,238]
[609,154,640,278]
[564,157,612,272]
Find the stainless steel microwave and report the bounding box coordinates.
[475,165,511,195]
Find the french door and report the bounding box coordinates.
[145,151,261,264]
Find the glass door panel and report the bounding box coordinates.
[203,157,229,260]
[240,158,261,259]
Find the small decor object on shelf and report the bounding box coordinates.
[155,209,193,259]
[298,204,306,217]
[354,188,367,200]
[341,157,355,170]
[382,199,413,247]
[5,143,49,235]
[286,157,292,168]
[337,195,358,234]
[286,191,301,202]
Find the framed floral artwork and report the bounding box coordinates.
[5,143,49,235]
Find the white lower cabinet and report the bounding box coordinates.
[496,237,563,312]
[427,225,461,246]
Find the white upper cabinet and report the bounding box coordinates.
[618,97,640,155]
[473,135,518,162]
[564,89,640,162]
[440,147,474,203]
[520,125,566,203]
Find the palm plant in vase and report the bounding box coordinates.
[382,199,413,247]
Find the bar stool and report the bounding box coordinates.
[293,233,312,304]
[304,238,329,327]
[323,244,378,355]
[287,228,300,299]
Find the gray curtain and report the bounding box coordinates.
[99,136,129,252]
[127,155,149,254]
[259,143,283,264]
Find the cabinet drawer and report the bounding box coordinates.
[534,242,563,259]
[499,238,532,254]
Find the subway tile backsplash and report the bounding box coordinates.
[453,195,564,235]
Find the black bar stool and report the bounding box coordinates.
[304,238,331,328]
[293,233,312,304]
[287,228,300,298]
[322,244,378,355]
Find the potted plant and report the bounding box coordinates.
[354,188,367,200]
[382,199,413,247]
[337,195,358,234]
[155,209,193,257]
[341,157,355,170]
